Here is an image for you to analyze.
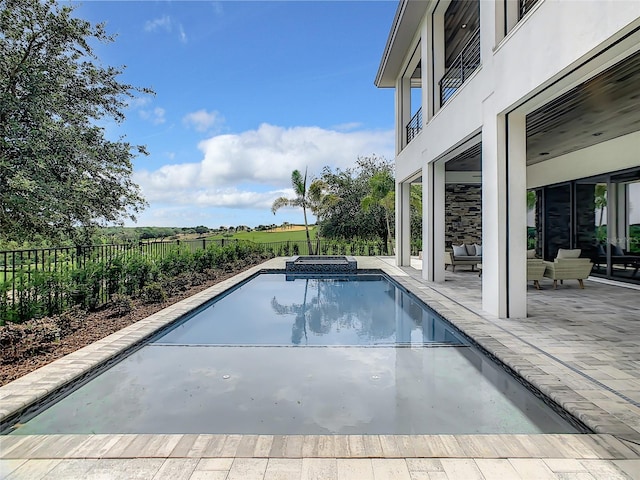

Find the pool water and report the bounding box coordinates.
[7,273,582,435]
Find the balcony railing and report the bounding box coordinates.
[439,28,481,107]
[406,107,422,144]
[519,0,540,19]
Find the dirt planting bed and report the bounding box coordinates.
[0,261,264,386]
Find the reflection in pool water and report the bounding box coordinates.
[7,273,582,435]
[157,274,464,347]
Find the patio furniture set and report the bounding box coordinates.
[446,245,595,289]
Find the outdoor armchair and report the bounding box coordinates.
[543,255,594,289]
[527,259,546,289]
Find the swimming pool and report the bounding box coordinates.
[5,273,584,435]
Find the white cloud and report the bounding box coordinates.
[140,107,166,125]
[211,2,224,16]
[332,122,363,132]
[134,123,394,215]
[144,15,172,33]
[195,123,394,186]
[144,16,186,43]
[128,96,152,109]
[183,109,223,132]
[178,24,187,44]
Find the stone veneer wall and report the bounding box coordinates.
[445,184,482,247]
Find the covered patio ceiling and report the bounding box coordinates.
[441,49,640,172]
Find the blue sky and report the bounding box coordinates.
[71,1,397,228]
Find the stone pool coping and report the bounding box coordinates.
[1,257,640,478]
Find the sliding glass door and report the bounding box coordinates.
[534,167,640,285]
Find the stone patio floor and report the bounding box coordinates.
[1,256,639,479]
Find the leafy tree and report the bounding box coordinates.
[361,171,395,254]
[595,184,607,229]
[0,0,151,244]
[527,190,536,211]
[318,156,394,248]
[272,168,325,255]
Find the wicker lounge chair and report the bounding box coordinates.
[527,258,546,289]
[543,249,593,289]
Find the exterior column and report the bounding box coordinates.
[422,161,446,282]
[431,11,445,115]
[396,77,412,153]
[421,18,432,123]
[482,111,527,318]
[395,181,411,266]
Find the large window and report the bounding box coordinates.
[608,170,640,281]
[533,168,640,285]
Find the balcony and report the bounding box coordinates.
[406,107,422,145]
[519,0,541,19]
[439,28,480,107]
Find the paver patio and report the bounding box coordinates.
[1,257,639,479]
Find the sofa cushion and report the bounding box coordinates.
[557,248,581,259]
[611,244,625,256]
[527,249,537,259]
[473,244,482,256]
[452,245,467,257]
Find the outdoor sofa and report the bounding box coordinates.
[445,244,482,272]
[593,244,640,278]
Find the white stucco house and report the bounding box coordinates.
[375,0,640,318]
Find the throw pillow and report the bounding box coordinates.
[465,244,476,256]
[556,248,581,259]
[452,245,467,257]
[527,249,536,259]
[611,244,624,256]
[473,244,482,256]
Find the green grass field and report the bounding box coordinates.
[208,227,316,244]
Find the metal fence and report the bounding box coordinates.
[0,238,412,323]
[0,238,233,322]
[406,107,423,144]
[439,28,481,106]
[519,0,540,18]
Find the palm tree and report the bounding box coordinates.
[272,168,322,255]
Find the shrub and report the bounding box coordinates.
[105,255,125,296]
[189,272,208,286]
[123,253,157,296]
[53,305,88,335]
[0,318,61,362]
[70,260,103,310]
[162,274,190,295]
[109,294,133,317]
[158,247,194,277]
[141,283,167,304]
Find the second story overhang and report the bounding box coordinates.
[375,0,431,88]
